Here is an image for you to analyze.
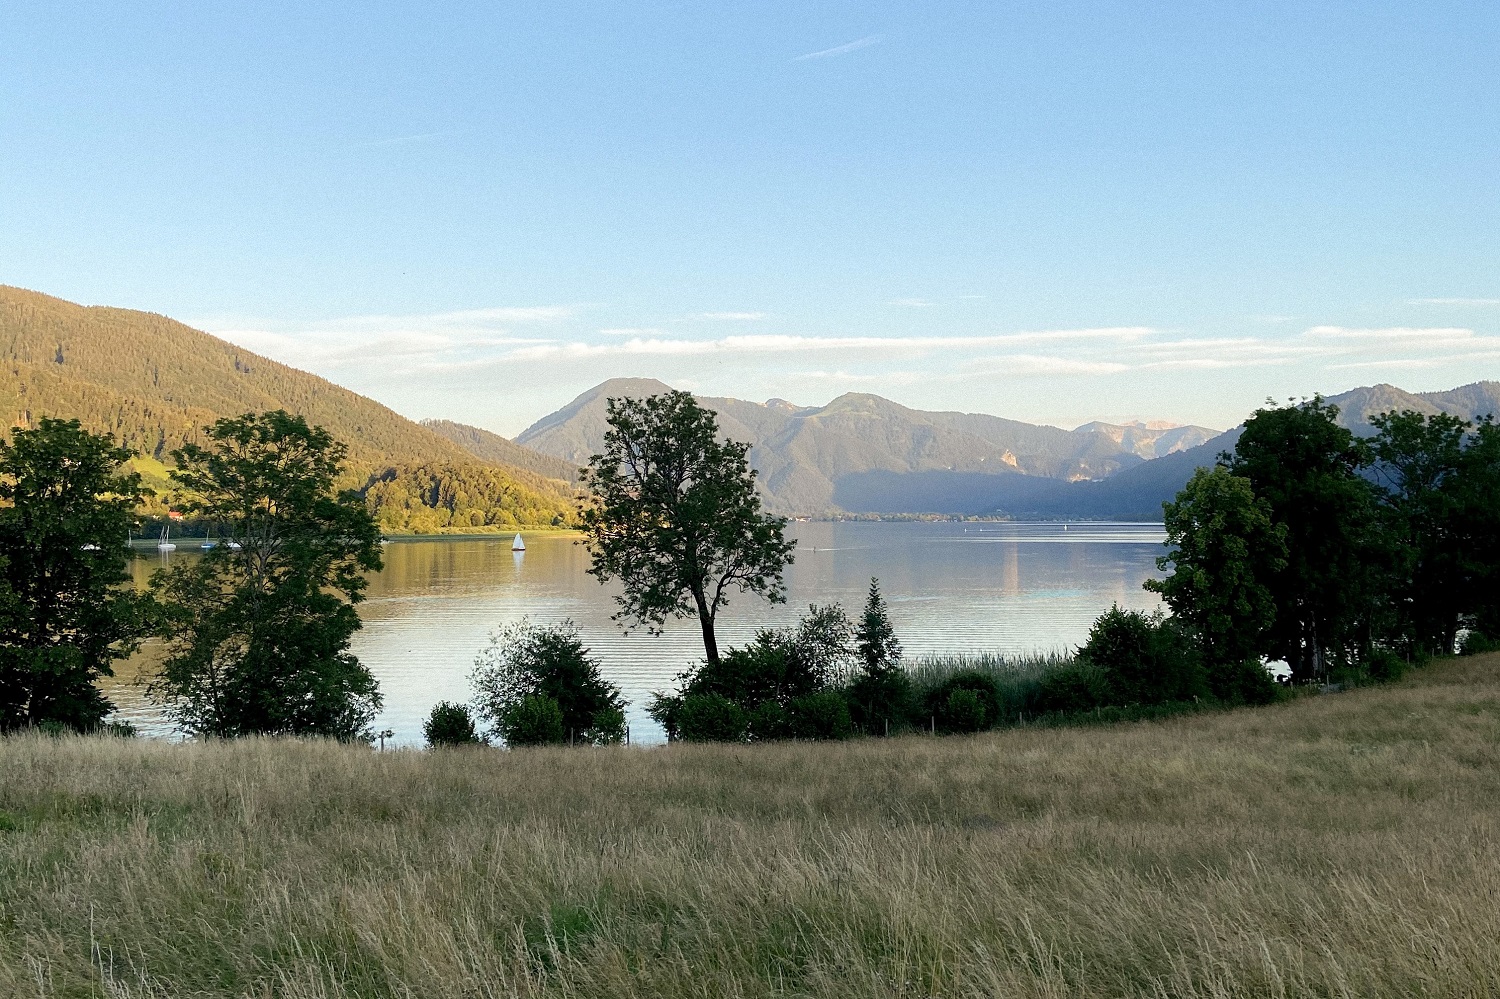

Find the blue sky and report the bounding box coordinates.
[3,2,1498,434]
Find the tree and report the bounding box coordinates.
[1078,607,1206,706]
[1227,398,1382,682]
[1454,418,1500,642]
[580,391,796,667]
[1367,410,1473,656]
[847,578,911,735]
[1146,466,1287,697]
[470,619,627,746]
[424,701,484,747]
[149,411,384,741]
[0,419,152,731]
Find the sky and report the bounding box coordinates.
[2,2,1498,435]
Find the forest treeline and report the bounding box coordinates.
[0,285,575,531]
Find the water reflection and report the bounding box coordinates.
[107,522,1167,745]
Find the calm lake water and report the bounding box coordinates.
[110,521,1167,745]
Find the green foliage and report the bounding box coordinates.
[788,690,853,740]
[148,411,384,741]
[847,578,911,735]
[362,462,573,534]
[470,619,627,746]
[1079,607,1206,706]
[856,578,901,674]
[0,419,153,732]
[580,390,796,666]
[1227,397,1383,681]
[650,605,853,740]
[676,693,748,743]
[1033,659,1110,714]
[423,701,484,747]
[506,695,565,746]
[1207,658,1280,706]
[924,671,1002,733]
[1459,630,1498,656]
[1148,466,1287,676]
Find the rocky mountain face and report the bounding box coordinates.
[508,377,1499,519]
[1324,382,1500,433]
[515,378,1218,516]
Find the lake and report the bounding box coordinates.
[110,521,1168,745]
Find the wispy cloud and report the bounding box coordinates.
[695,311,767,321]
[493,328,1158,365]
[1406,298,1500,306]
[1304,326,1479,349]
[599,327,664,337]
[888,298,932,308]
[351,129,466,150]
[794,35,881,61]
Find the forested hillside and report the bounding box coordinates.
[0,286,574,531]
[421,419,582,483]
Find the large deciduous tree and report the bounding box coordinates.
[1146,466,1287,696]
[580,391,795,667]
[0,419,152,731]
[1226,398,1382,682]
[149,411,384,741]
[1367,410,1472,656]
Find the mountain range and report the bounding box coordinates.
[503,377,1500,520]
[5,284,1496,525]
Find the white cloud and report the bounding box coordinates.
[793,35,881,61]
[1406,298,1500,306]
[599,327,665,337]
[888,297,932,308]
[1305,324,1474,340]
[695,311,767,321]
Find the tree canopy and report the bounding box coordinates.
[0,419,151,731]
[580,390,796,666]
[149,410,384,740]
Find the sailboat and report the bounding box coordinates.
[511,533,526,552]
[157,523,176,552]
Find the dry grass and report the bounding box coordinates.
[3,655,1499,998]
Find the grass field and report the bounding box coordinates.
[2,655,1498,998]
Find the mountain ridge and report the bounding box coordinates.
[0,285,575,531]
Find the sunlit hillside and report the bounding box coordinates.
[0,285,574,531]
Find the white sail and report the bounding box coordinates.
[157,522,176,552]
[511,533,526,551]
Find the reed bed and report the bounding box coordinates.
[2,654,1498,998]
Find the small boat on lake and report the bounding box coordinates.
[511,533,526,552]
[157,524,176,552]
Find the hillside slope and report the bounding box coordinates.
[421,419,582,483]
[0,286,573,532]
[517,378,1217,515]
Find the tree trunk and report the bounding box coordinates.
[690,583,719,666]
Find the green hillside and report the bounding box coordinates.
[0,286,574,532]
[422,418,582,484]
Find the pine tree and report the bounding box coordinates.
[848,578,909,735]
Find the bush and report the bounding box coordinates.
[924,671,1001,733]
[1364,648,1409,683]
[677,694,748,743]
[788,690,853,740]
[1079,607,1206,706]
[1208,658,1281,705]
[471,619,627,746]
[506,695,565,746]
[1033,660,1109,714]
[845,667,913,736]
[1460,630,1499,656]
[423,701,484,747]
[747,700,791,741]
[944,689,987,733]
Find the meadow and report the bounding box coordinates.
[2,654,1498,999]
